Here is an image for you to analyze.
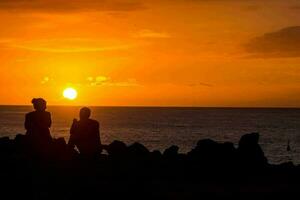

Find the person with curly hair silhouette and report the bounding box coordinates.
[25,98,52,156]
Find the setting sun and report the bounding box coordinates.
[63,88,77,100]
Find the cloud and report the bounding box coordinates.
[289,5,300,10]
[133,29,171,39]
[13,44,132,53]
[39,75,140,87]
[87,76,140,87]
[244,26,300,58]
[242,5,260,11]
[3,38,133,53]
[0,0,144,13]
[188,82,213,87]
[41,77,50,84]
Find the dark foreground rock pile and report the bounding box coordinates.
[0,132,299,199]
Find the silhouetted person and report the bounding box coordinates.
[25,98,52,157]
[68,107,101,158]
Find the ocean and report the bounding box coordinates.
[0,106,299,164]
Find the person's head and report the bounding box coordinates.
[32,98,47,111]
[80,107,91,120]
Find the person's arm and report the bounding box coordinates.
[47,112,52,128]
[70,119,77,135]
[68,119,78,148]
[96,121,101,145]
[24,114,30,131]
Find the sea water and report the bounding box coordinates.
[0,106,299,164]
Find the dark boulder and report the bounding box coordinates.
[0,137,14,154]
[14,134,31,156]
[163,145,179,159]
[150,150,162,161]
[188,139,237,168]
[14,134,28,147]
[188,139,219,160]
[106,140,127,157]
[53,137,67,150]
[237,132,268,167]
[127,142,150,158]
[52,137,75,160]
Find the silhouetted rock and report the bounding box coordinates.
[0,136,10,145]
[221,142,237,164]
[278,161,295,168]
[106,140,127,157]
[127,142,150,158]
[193,139,219,154]
[0,132,298,198]
[14,134,30,155]
[238,132,268,167]
[53,137,67,149]
[150,150,162,161]
[14,134,27,146]
[163,145,179,158]
[188,139,220,163]
[0,137,13,154]
[52,137,73,160]
[187,139,238,169]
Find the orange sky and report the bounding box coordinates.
[0,0,300,107]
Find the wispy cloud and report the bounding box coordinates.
[13,44,132,53]
[2,38,134,53]
[289,5,300,10]
[244,26,300,58]
[188,82,214,87]
[41,76,50,84]
[39,75,140,87]
[87,76,140,87]
[133,29,171,39]
[0,0,144,13]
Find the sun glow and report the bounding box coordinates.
[63,88,77,100]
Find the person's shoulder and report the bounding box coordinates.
[25,111,35,117]
[90,119,100,126]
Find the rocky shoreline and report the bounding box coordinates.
[0,132,299,199]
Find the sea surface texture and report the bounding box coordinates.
[0,106,299,164]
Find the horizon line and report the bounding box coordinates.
[0,104,299,109]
